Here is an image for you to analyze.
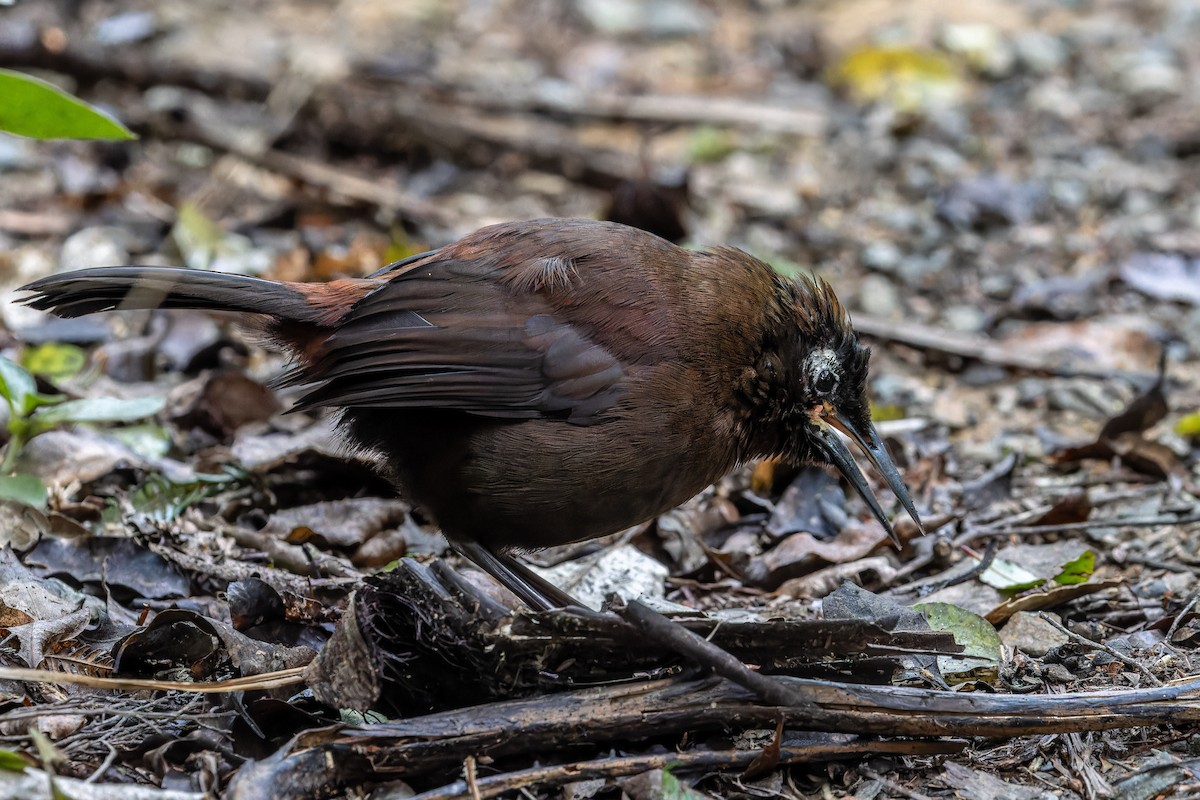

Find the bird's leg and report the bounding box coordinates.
[449,537,584,612]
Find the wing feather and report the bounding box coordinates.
[290,257,630,425]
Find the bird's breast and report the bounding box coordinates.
[343,377,741,550]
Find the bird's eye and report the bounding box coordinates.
[805,348,841,396]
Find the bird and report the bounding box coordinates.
[20,218,922,611]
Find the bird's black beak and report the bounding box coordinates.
[811,410,923,546]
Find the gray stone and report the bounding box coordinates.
[1000,612,1070,657]
[1014,31,1068,75]
[857,273,902,317]
[941,23,1016,78]
[59,226,130,271]
[1118,49,1184,102]
[896,248,951,285]
[861,240,902,272]
[0,136,33,170]
[942,304,988,333]
[575,0,711,37]
[980,273,1014,300]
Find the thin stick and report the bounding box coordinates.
[857,766,935,800]
[617,599,810,708]
[1166,593,1200,643]
[1037,613,1162,687]
[969,514,1200,539]
[851,313,1152,383]
[464,755,482,800]
[413,739,964,800]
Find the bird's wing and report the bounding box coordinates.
[286,250,658,425]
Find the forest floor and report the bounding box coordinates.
[2,0,1200,798]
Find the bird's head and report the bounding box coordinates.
[779,274,923,545]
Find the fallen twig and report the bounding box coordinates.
[227,672,1200,799]
[851,313,1154,383]
[617,598,807,707]
[964,513,1200,542]
[413,736,962,800]
[448,87,827,136]
[1037,612,1162,687]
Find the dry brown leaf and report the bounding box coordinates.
[1000,317,1162,373]
[985,578,1123,626]
[775,556,898,600]
[744,523,889,588]
[174,371,282,438]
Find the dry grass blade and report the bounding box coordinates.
[0,665,308,692]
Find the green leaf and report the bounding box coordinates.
[661,768,707,800]
[0,474,48,508]
[687,125,736,164]
[1175,411,1200,438]
[765,256,809,279]
[384,225,429,264]
[121,473,232,523]
[0,69,135,141]
[913,601,1002,682]
[28,727,63,770]
[979,557,1046,594]
[29,395,165,429]
[21,342,87,382]
[871,403,907,423]
[106,422,173,460]
[340,709,389,724]
[171,202,225,270]
[0,749,29,772]
[0,356,36,414]
[0,357,64,417]
[1053,550,1095,586]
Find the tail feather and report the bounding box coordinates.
[21,267,330,323]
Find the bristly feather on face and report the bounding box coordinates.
[731,271,871,467]
[790,274,868,377]
[786,273,872,431]
[764,270,920,547]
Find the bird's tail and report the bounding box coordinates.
[20,267,374,326]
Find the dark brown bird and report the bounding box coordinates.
[20,218,921,610]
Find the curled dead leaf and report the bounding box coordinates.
[744,522,889,588]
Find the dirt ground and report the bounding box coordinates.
[2,0,1200,798]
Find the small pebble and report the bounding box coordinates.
[1118,48,1184,103]
[861,240,902,272]
[0,137,32,170]
[857,273,901,317]
[1013,30,1068,75]
[59,226,130,271]
[575,0,711,37]
[979,273,1014,299]
[896,249,950,285]
[941,23,1016,78]
[91,10,157,46]
[941,304,987,333]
